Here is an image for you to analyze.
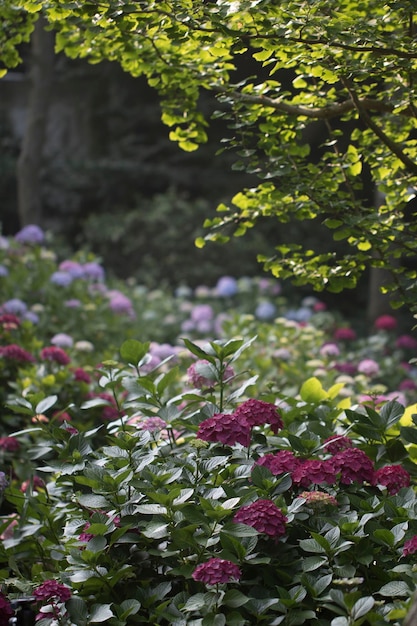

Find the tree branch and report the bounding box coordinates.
[211,84,407,120]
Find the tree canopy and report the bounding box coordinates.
[2,0,417,311]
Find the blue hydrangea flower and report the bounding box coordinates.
[0,265,8,277]
[50,271,73,287]
[215,275,238,297]
[255,301,277,320]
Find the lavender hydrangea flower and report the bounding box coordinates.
[83,261,105,281]
[14,224,45,244]
[0,265,8,277]
[51,333,74,348]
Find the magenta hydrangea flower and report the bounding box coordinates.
[233,499,287,537]
[403,536,417,556]
[396,335,417,350]
[323,435,353,455]
[234,398,283,434]
[372,465,411,495]
[0,436,20,452]
[73,367,92,384]
[291,459,337,488]
[333,327,357,341]
[332,448,374,485]
[0,591,14,626]
[0,344,35,363]
[33,580,71,603]
[0,314,21,329]
[255,450,301,475]
[79,522,94,543]
[187,359,235,389]
[374,315,397,331]
[197,413,251,447]
[40,346,71,365]
[192,557,241,584]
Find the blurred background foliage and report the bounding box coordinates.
[0,49,379,320]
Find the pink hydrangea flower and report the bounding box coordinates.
[40,346,71,365]
[187,359,235,389]
[33,580,71,603]
[0,344,35,363]
[234,398,283,434]
[323,435,353,455]
[332,448,374,485]
[299,491,338,508]
[403,536,417,556]
[291,459,337,488]
[139,417,167,432]
[233,499,287,537]
[357,359,380,377]
[197,413,251,447]
[255,450,301,475]
[372,465,411,495]
[192,557,241,584]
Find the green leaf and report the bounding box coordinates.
[90,604,114,622]
[351,596,374,619]
[378,581,411,597]
[300,377,328,403]
[35,395,58,414]
[223,589,250,608]
[120,339,150,365]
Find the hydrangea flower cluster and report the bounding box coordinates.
[372,465,411,494]
[40,346,71,365]
[33,580,71,603]
[233,499,287,537]
[0,591,14,626]
[192,557,241,584]
[197,398,283,446]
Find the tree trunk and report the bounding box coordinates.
[17,16,55,227]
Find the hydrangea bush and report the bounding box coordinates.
[1,337,417,625]
[1,225,417,624]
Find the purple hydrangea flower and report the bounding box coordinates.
[14,224,45,244]
[59,260,85,278]
[83,261,105,281]
[191,304,214,323]
[23,311,39,324]
[2,298,27,315]
[0,265,8,277]
[64,299,81,308]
